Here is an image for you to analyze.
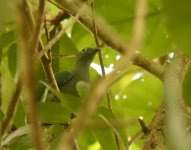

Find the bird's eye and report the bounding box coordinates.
[82,48,86,52]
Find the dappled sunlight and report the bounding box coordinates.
[132,72,143,80]
[90,62,114,75]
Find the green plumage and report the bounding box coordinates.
[38,47,98,99]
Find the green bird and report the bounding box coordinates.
[38,47,98,99]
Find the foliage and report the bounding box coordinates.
[0,0,191,150]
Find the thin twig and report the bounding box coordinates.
[138,117,150,135]
[25,0,60,99]
[47,0,74,15]
[52,54,77,58]
[0,78,22,143]
[35,2,86,60]
[90,1,113,111]
[44,15,52,61]
[91,1,120,149]
[128,130,143,146]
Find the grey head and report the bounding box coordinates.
[75,47,99,67]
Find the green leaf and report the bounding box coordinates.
[1,55,15,113]
[143,17,173,57]
[0,47,2,62]
[71,23,95,49]
[0,30,15,48]
[40,82,82,111]
[48,125,65,150]
[53,33,78,72]
[13,101,25,127]
[38,102,71,124]
[2,125,33,149]
[162,0,191,57]
[0,0,15,32]
[96,107,127,148]
[77,130,97,150]
[93,126,117,150]
[7,42,17,76]
[0,109,4,122]
[76,81,90,100]
[183,66,191,107]
[8,136,33,150]
[111,71,162,135]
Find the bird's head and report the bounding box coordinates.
[76,47,99,66]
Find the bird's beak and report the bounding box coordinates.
[95,48,100,52]
[94,48,100,53]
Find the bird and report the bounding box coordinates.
[37,47,99,100]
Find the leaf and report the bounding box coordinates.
[76,81,90,100]
[162,0,191,57]
[71,23,95,49]
[92,107,127,150]
[143,18,173,57]
[1,55,15,113]
[2,125,33,149]
[0,47,2,62]
[0,30,15,48]
[48,125,65,150]
[54,33,78,72]
[8,136,33,150]
[38,102,71,124]
[77,130,97,150]
[13,101,25,127]
[93,126,117,150]
[183,66,191,107]
[40,82,82,111]
[7,42,17,76]
[111,71,162,135]
[0,0,15,32]
[95,0,136,26]
[96,107,127,148]
[0,109,4,122]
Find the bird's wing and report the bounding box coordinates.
[37,71,73,99]
[55,71,73,87]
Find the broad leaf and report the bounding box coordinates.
[76,81,90,100]
[92,107,127,150]
[162,0,191,57]
[38,102,71,124]
[7,42,17,76]
[183,66,191,107]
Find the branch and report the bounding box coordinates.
[17,1,45,149]
[143,54,190,150]
[24,0,60,100]
[132,52,164,79]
